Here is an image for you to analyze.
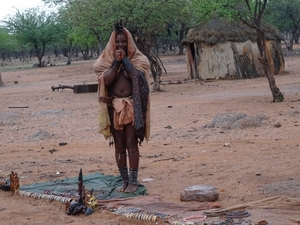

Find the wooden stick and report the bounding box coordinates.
[151,157,175,163]
[9,106,28,108]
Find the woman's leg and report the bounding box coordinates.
[124,123,139,193]
[113,129,128,192]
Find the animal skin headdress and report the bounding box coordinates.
[114,19,127,39]
[115,19,125,32]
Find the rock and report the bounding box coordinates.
[274,123,281,128]
[85,207,93,215]
[142,178,155,182]
[26,130,51,141]
[163,137,171,145]
[180,185,219,202]
[59,142,67,146]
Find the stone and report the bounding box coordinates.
[85,207,94,215]
[180,185,219,202]
[26,130,51,141]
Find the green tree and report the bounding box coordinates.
[50,13,74,64]
[264,0,300,48]
[156,0,199,55]
[0,28,12,67]
[3,8,60,67]
[1,31,21,62]
[177,1,199,55]
[44,0,195,91]
[70,28,98,60]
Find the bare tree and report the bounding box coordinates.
[242,0,284,102]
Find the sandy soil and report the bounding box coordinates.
[0,53,300,225]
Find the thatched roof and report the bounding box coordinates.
[182,18,283,44]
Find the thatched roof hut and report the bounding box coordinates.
[182,18,285,80]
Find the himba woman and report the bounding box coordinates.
[93,21,150,193]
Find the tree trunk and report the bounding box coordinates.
[62,48,68,57]
[178,23,186,55]
[81,49,89,60]
[38,57,43,67]
[284,38,293,51]
[132,31,162,92]
[34,43,45,67]
[141,50,162,91]
[0,73,4,87]
[90,29,103,55]
[151,57,161,92]
[66,57,71,65]
[257,29,284,102]
[289,38,294,50]
[67,42,72,65]
[292,29,299,44]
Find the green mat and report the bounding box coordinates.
[20,172,147,200]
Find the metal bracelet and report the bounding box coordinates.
[111,60,121,72]
[129,169,139,185]
[122,57,133,74]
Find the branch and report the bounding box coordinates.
[240,19,255,29]
[245,0,251,11]
[152,50,167,74]
[254,0,258,19]
[257,0,267,22]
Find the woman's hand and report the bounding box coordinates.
[115,49,126,61]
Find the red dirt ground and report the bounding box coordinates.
[0,52,300,225]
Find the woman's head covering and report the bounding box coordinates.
[93,27,150,81]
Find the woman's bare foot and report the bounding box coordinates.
[124,183,138,193]
[117,181,128,192]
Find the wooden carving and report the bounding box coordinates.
[10,171,20,193]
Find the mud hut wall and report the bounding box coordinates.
[185,43,199,79]
[198,42,237,80]
[194,43,201,79]
[185,44,194,79]
[276,40,285,74]
[184,39,283,80]
[196,40,268,80]
[265,40,285,75]
[185,43,201,79]
[265,40,276,75]
[233,40,265,78]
